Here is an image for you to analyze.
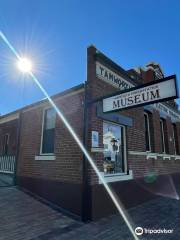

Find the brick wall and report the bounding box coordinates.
[17,90,85,184]
[1,45,179,220]
[86,46,147,183]
[85,46,180,220]
[141,69,155,84]
[86,45,180,184]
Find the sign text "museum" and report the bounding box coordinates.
[103,76,177,113]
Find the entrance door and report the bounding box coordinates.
[103,121,126,174]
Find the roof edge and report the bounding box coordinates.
[0,83,85,119]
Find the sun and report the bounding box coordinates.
[17,57,32,73]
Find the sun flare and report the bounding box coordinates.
[17,57,32,73]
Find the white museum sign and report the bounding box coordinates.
[103,76,177,113]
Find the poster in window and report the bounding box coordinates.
[92,131,99,148]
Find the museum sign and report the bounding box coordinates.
[103,75,178,113]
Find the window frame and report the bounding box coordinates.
[160,118,166,154]
[40,107,56,156]
[172,123,178,155]
[103,120,127,175]
[2,133,9,155]
[144,112,151,152]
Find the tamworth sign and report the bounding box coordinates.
[103,75,178,113]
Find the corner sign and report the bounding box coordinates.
[103,75,178,113]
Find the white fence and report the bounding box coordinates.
[0,155,16,174]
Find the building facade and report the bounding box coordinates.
[0,45,180,221]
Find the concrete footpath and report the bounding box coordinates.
[0,186,180,240]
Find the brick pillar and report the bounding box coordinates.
[165,117,174,155]
[141,69,155,84]
[151,110,161,153]
[87,45,97,100]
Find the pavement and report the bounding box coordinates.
[0,173,14,186]
[0,187,78,240]
[0,186,180,240]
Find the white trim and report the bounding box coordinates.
[96,61,133,90]
[129,150,147,156]
[99,170,133,184]
[40,108,46,155]
[35,155,56,161]
[0,113,19,124]
[0,170,14,174]
[128,150,180,160]
[146,154,157,160]
[91,147,104,152]
[103,120,127,174]
[163,156,171,160]
[40,107,56,155]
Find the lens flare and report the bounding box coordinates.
[17,57,32,73]
[144,171,157,184]
[0,30,139,240]
[136,169,179,200]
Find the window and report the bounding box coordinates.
[103,121,126,175]
[2,134,9,155]
[41,108,56,154]
[160,119,166,153]
[172,124,178,155]
[144,112,151,152]
[154,68,163,79]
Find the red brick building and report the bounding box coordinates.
[0,46,180,221]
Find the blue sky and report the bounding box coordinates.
[0,0,180,115]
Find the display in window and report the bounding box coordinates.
[103,122,125,174]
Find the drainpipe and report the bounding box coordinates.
[81,80,91,222]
